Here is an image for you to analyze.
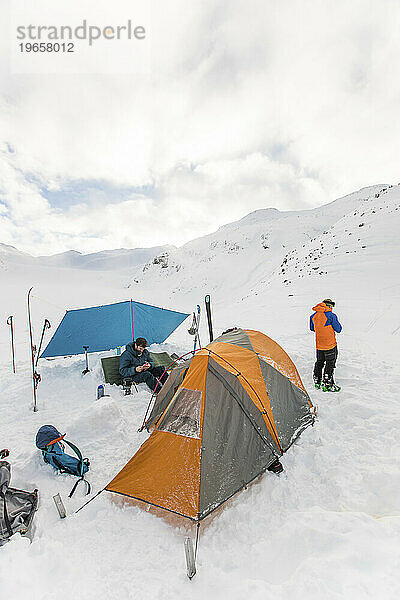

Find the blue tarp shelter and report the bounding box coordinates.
[41,300,189,358]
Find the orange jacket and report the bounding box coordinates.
[310,302,342,350]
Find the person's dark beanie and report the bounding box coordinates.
[323,299,335,308]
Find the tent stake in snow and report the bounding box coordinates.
[6,316,16,373]
[35,319,51,367]
[27,287,41,412]
[82,346,90,375]
[184,537,197,579]
[205,294,213,342]
[184,521,200,580]
[53,493,66,519]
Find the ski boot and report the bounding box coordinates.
[322,380,341,392]
[313,375,321,390]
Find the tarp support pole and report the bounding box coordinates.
[130,299,135,341]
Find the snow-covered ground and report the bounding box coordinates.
[0,185,399,599]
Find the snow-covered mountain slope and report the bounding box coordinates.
[1,243,172,274]
[0,242,35,270]
[129,184,400,353]
[264,184,399,290]
[129,184,395,301]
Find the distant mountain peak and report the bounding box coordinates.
[0,242,31,257]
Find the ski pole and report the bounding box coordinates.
[6,316,16,373]
[35,319,51,367]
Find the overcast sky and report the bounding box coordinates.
[1,0,400,256]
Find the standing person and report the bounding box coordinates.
[119,337,168,393]
[310,299,342,392]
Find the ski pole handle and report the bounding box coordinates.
[35,319,51,366]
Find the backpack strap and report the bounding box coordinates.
[68,477,91,498]
[64,440,83,476]
[47,434,66,446]
[63,440,91,497]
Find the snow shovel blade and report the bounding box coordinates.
[53,493,67,519]
[184,537,196,579]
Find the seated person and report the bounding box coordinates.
[119,337,168,393]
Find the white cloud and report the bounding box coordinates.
[0,147,329,255]
[1,0,399,254]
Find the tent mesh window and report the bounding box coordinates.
[158,389,202,439]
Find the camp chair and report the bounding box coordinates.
[0,461,38,546]
[101,351,173,395]
[100,356,138,395]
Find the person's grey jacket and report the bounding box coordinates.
[119,343,154,378]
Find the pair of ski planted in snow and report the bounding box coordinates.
[27,287,51,411]
[188,295,214,351]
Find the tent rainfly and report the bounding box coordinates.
[40,300,189,359]
[105,328,316,521]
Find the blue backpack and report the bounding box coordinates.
[36,425,90,497]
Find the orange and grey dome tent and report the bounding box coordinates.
[105,328,315,521]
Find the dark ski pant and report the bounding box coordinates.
[132,366,168,392]
[314,346,338,384]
